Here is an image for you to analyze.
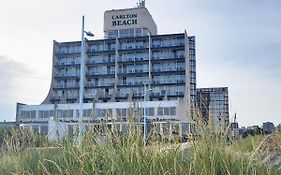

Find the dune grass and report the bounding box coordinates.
[0,124,280,174]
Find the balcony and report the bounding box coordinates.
[85,82,114,88]
[151,56,185,62]
[50,95,62,101]
[151,44,184,50]
[86,60,115,66]
[151,81,185,86]
[67,94,78,100]
[118,45,149,52]
[54,61,80,68]
[53,83,79,90]
[55,51,81,56]
[118,59,149,65]
[115,93,129,99]
[86,49,115,55]
[65,84,79,89]
[118,70,148,77]
[54,72,80,79]
[117,83,145,87]
[86,72,115,78]
[151,69,185,76]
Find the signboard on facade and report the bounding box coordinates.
[112,14,138,26]
[104,7,157,34]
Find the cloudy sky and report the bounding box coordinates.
[0,0,280,126]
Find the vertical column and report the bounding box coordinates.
[114,37,119,100]
[148,32,152,90]
[184,30,191,133]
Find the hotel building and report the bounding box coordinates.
[16,2,196,136]
[196,87,229,128]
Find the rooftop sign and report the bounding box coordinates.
[112,14,138,26]
[104,7,157,35]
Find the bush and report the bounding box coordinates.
[0,122,280,174]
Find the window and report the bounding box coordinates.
[96,109,101,118]
[32,125,39,134]
[30,111,36,119]
[164,108,169,115]
[67,110,73,118]
[157,107,163,116]
[135,28,142,37]
[40,125,48,134]
[117,108,126,117]
[170,107,176,115]
[57,110,62,118]
[101,109,107,117]
[146,108,154,116]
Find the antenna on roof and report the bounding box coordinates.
[137,0,145,8]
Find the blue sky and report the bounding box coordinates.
[0,0,280,126]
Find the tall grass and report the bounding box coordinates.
[0,121,280,174]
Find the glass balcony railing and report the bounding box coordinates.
[54,72,80,78]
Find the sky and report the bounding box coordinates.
[0,0,280,127]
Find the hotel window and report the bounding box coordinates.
[83,109,92,117]
[142,29,149,36]
[135,41,144,48]
[65,110,71,118]
[109,54,115,62]
[57,110,62,118]
[39,110,52,118]
[146,108,155,116]
[40,126,48,134]
[30,111,36,119]
[153,40,161,47]
[176,50,185,58]
[164,107,169,115]
[89,45,98,52]
[157,107,163,116]
[101,109,107,117]
[135,28,142,37]
[135,52,148,61]
[108,30,118,39]
[170,107,176,116]
[117,108,126,117]
[177,62,185,71]
[178,38,184,46]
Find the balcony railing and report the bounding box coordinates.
[54,72,80,78]
[55,61,80,67]
[50,95,62,100]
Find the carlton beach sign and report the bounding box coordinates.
[112,14,138,26]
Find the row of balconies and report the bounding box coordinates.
[54,56,185,68]
[50,90,185,101]
[87,42,184,53]
[53,78,185,88]
[53,79,184,88]
[85,56,184,65]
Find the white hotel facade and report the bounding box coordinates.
[16,2,197,136]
